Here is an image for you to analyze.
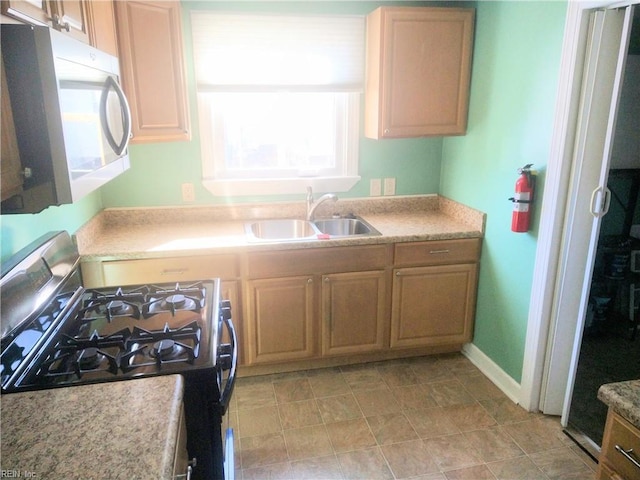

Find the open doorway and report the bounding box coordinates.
[566,24,640,455]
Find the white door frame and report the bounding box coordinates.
[520,0,637,414]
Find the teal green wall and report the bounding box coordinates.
[440,1,567,381]
[0,191,102,262]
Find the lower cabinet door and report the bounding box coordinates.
[390,263,477,348]
[244,276,316,365]
[321,270,387,356]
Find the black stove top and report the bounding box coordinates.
[0,232,224,393]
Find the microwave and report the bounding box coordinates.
[1,25,131,214]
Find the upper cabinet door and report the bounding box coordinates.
[114,1,191,143]
[49,0,90,44]
[365,7,475,139]
[1,1,90,44]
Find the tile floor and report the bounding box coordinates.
[228,353,598,479]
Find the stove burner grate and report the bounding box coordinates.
[79,287,147,322]
[143,282,205,317]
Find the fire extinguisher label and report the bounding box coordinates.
[513,192,530,212]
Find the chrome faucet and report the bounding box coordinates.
[306,186,338,221]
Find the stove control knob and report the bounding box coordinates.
[218,354,232,370]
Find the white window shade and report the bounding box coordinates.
[190,12,365,91]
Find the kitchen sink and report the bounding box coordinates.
[245,216,381,241]
[245,219,320,241]
[313,217,381,237]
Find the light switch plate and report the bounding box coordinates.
[384,178,396,196]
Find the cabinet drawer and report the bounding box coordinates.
[245,245,391,278]
[394,238,481,267]
[600,410,640,480]
[99,255,239,286]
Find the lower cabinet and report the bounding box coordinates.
[321,271,387,356]
[244,276,316,365]
[597,408,640,480]
[390,263,478,348]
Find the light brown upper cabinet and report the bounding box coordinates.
[114,1,190,143]
[2,0,91,44]
[87,0,118,56]
[365,7,475,139]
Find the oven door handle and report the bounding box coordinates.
[217,308,237,416]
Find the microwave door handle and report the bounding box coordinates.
[218,311,237,416]
[100,76,132,156]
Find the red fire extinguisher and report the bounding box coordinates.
[509,164,535,233]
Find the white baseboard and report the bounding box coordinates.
[461,343,523,406]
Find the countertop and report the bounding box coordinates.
[75,195,485,260]
[598,379,640,429]
[0,375,184,480]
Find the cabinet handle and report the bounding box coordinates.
[307,278,313,284]
[429,249,450,255]
[174,458,196,480]
[615,444,640,470]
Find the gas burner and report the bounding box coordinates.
[39,346,119,379]
[77,347,103,370]
[143,283,205,317]
[79,287,146,322]
[152,339,176,358]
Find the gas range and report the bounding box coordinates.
[0,231,237,480]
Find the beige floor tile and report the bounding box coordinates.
[429,380,476,407]
[325,417,377,453]
[479,397,537,425]
[486,455,549,480]
[235,381,276,410]
[381,438,440,478]
[395,384,439,410]
[410,357,452,384]
[336,447,394,479]
[307,370,351,398]
[353,386,398,416]
[238,405,282,438]
[424,433,484,471]
[283,424,333,461]
[341,364,386,390]
[444,403,497,432]
[242,461,293,480]
[289,455,344,480]
[463,426,524,462]
[405,406,461,438]
[529,447,596,480]
[278,399,323,430]
[457,373,506,401]
[240,432,289,470]
[377,363,420,387]
[502,418,566,454]
[273,378,314,403]
[236,354,589,480]
[366,412,419,445]
[444,464,497,479]
[316,393,362,423]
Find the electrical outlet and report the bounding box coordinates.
[370,179,382,196]
[383,177,396,196]
[181,183,195,202]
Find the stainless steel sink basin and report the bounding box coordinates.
[245,216,380,241]
[313,217,381,237]
[245,219,320,241]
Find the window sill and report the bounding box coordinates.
[202,176,361,197]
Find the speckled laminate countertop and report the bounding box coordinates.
[0,375,184,480]
[598,380,640,429]
[75,195,485,260]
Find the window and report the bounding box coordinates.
[190,12,364,196]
